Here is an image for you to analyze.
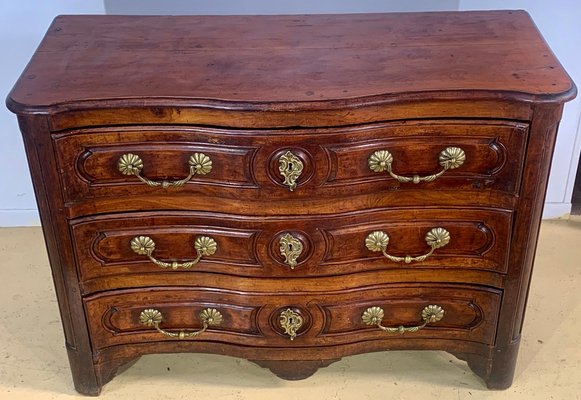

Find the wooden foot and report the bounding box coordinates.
[449,341,519,390]
[482,340,519,390]
[250,359,341,380]
[71,353,141,396]
[66,345,102,396]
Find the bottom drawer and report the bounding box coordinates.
[85,284,501,350]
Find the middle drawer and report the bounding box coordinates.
[71,208,512,292]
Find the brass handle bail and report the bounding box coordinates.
[365,227,450,264]
[368,147,465,184]
[139,308,222,339]
[362,305,445,334]
[118,152,212,188]
[130,235,217,269]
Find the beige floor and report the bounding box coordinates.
[0,220,579,399]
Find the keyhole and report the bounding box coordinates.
[288,162,293,171]
[288,244,293,251]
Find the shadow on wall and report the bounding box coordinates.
[571,156,581,215]
[104,0,460,15]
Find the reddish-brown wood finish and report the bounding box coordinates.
[70,208,513,292]
[53,120,528,205]
[6,12,576,396]
[6,12,575,112]
[84,285,501,350]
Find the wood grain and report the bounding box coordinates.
[84,284,501,350]
[6,11,575,115]
[70,208,513,293]
[53,120,527,207]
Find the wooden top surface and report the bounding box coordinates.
[7,11,576,114]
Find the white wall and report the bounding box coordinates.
[0,1,105,226]
[104,0,460,14]
[458,0,581,217]
[1,1,579,226]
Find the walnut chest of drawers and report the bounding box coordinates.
[7,11,576,395]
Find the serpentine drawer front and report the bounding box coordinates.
[71,208,513,293]
[53,120,527,212]
[84,285,501,350]
[7,12,575,395]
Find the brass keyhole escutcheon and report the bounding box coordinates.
[279,233,303,269]
[278,151,304,191]
[279,308,303,340]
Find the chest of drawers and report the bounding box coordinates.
[7,11,575,395]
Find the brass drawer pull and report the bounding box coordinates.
[362,305,444,334]
[368,147,465,184]
[278,150,304,191]
[118,152,212,188]
[139,308,222,339]
[365,227,450,264]
[130,235,217,269]
[279,308,303,340]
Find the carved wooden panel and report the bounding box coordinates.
[317,285,501,345]
[54,129,259,203]
[324,135,513,188]
[71,213,263,286]
[86,289,263,350]
[319,208,513,273]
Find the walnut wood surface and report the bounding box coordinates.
[48,98,536,131]
[84,284,500,350]
[7,12,576,396]
[250,359,341,380]
[6,11,575,114]
[70,208,512,293]
[54,120,527,206]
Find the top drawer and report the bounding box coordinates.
[53,120,527,210]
